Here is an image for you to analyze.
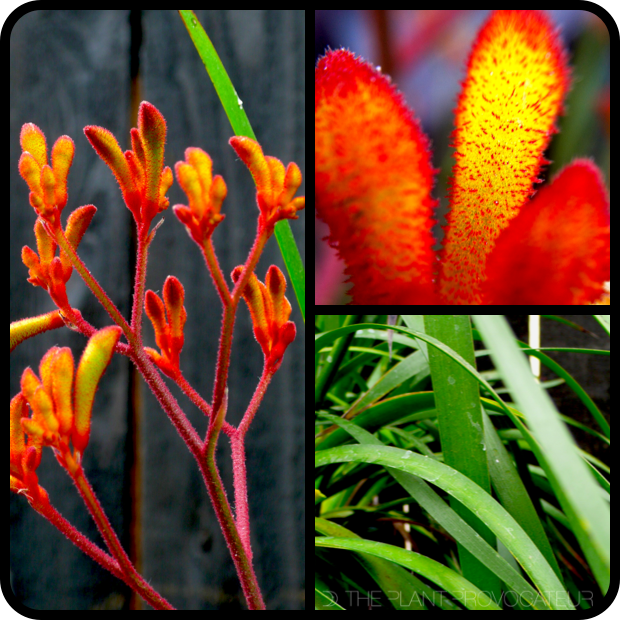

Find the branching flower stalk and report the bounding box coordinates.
[11,100,304,610]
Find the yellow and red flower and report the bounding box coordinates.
[84,102,173,234]
[173,148,227,245]
[231,264,296,370]
[18,123,74,227]
[229,136,305,235]
[144,276,188,379]
[315,11,610,305]
[20,206,97,315]
[10,326,121,503]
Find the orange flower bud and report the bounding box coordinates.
[21,206,95,316]
[20,361,60,446]
[51,135,75,210]
[84,125,142,221]
[20,123,47,167]
[10,398,46,504]
[14,347,75,469]
[229,136,304,233]
[232,266,270,354]
[138,102,168,217]
[84,102,171,231]
[265,265,291,327]
[41,166,56,207]
[144,276,187,377]
[64,205,97,251]
[173,147,226,244]
[72,326,122,454]
[229,137,272,193]
[10,310,65,353]
[18,152,44,201]
[163,276,187,345]
[145,289,167,349]
[49,348,75,436]
[10,394,30,479]
[231,265,296,369]
[19,123,75,224]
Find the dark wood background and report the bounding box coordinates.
[10,9,305,610]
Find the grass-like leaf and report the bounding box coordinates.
[316,444,574,610]
[315,315,609,610]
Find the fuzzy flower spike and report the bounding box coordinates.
[315,11,610,305]
[229,136,305,235]
[84,102,173,235]
[315,48,438,304]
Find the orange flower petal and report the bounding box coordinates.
[64,205,97,251]
[174,148,227,242]
[229,136,271,195]
[10,394,29,475]
[50,348,75,436]
[51,135,75,209]
[145,289,169,353]
[315,49,438,304]
[163,276,187,355]
[439,10,570,304]
[483,160,610,304]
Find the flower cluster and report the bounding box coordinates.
[21,207,96,315]
[18,123,74,227]
[10,327,121,502]
[12,98,303,610]
[229,136,305,234]
[173,147,227,244]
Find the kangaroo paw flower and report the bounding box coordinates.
[84,102,173,232]
[10,310,65,353]
[144,276,187,378]
[483,160,610,304]
[173,148,227,245]
[315,13,605,305]
[229,136,305,234]
[439,10,570,304]
[315,49,439,304]
[72,326,122,456]
[231,265,296,371]
[11,326,121,486]
[21,206,96,315]
[19,123,75,228]
[10,393,47,503]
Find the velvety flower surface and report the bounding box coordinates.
[315,49,439,304]
[315,11,610,305]
[439,10,569,304]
